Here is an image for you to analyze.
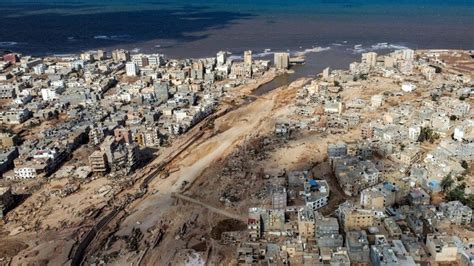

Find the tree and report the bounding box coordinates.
[447,184,466,202]
[449,115,457,121]
[461,160,469,169]
[465,194,474,209]
[418,127,440,143]
[440,174,454,192]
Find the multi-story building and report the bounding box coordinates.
[362,52,377,67]
[0,148,19,175]
[100,136,138,173]
[125,62,138,77]
[0,109,31,125]
[131,54,149,68]
[303,179,330,211]
[399,145,422,165]
[370,239,417,266]
[89,150,108,173]
[360,188,385,209]
[230,62,251,79]
[371,94,384,108]
[248,207,262,241]
[274,52,290,70]
[271,187,287,209]
[360,182,400,209]
[0,132,19,149]
[327,142,348,158]
[142,126,161,147]
[346,230,371,265]
[13,163,46,179]
[3,53,19,63]
[0,85,16,99]
[383,218,402,239]
[114,127,133,144]
[297,206,315,240]
[407,188,430,206]
[361,124,374,139]
[216,51,227,66]
[40,88,60,101]
[315,213,343,249]
[439,201,472,225]
[333,157,380,196]
[425,235,458,263]
[0,186,14,219]
[338,202,374,231]
[330,248,351,266]
[244,50,253,65]
[89,125,106,146]
[112,49,130,62]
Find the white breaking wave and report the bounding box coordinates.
[228,46,330,61]
[253,51,274,58]
[228,55,242,60]
[370,42,409,50]
[351,42,410,54]
[93,35,131,41]
[93,35,109,40]
[0,41,18,47]
[293,46,331,56]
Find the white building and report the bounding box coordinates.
[402,83,416,92]
[402,49,415,61]
[327,142,348,158]
[362,52,377,67]
[304,179,330,211]
[147,54,164,66]
[33,64,45,75]
[274,52,290,70]
[13,167,38,179]
[453,120,473,142]
[440,201,472,225]
[408,126,421,141]
[324,101,343,115]
[244,50,252,65]
[371,95,384,108]
[126,62,138,77]
[425,235,458,262]
[41,88,58,101]
[216,51,227,66]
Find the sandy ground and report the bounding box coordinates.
[0,71,278,265]
[107,78,289,265]
[2,51,472,265]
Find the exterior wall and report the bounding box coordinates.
[306,195,329,211]
[426,236,457,262]
[360,191,384,209]
[298,221,315,239]
[13,167,37,179]
[344,212,374,230]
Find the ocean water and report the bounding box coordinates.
[0,0,473,61]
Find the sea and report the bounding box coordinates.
[1,0,473,77]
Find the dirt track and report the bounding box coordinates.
[172,193,247,222]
